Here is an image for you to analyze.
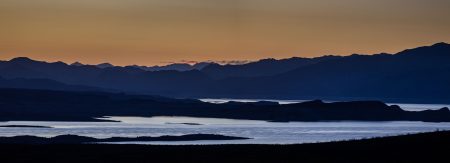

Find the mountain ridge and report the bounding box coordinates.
[0,42,449,103]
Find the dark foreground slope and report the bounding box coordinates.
[1,88,450,122]
[1,131,449,163]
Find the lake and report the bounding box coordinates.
[1,116,450,145]
[1,99,449,145]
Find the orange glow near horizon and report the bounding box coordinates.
[1,0,449,66]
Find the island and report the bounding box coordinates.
[0,125,52,128]
[1,88,450,122]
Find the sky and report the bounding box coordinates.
[0,0,449,66]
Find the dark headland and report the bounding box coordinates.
[0,131,449,163]
[0,125,52,128]
[1,88,450,122]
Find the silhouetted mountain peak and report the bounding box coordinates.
[53,61,68,66]
[71,62,84,66]
[396,42,450,57]
[96,63,114,68]
[431,42,449,47]
[192,62,212,70]
[258,58,277,62]
[131,62,212,72]
[9,57,35,63]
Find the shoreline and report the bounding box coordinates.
[0,134,248,145]
[1,131,449,162]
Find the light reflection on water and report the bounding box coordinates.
[1,116,450,145]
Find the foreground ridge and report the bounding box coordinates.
[0,130,448,163]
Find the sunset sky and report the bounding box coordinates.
[1,0,449,66]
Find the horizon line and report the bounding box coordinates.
[1,42,447,67]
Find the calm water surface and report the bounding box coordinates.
[1,116,450,145]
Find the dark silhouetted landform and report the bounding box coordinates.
[166,122,202,125]
[0,76,106,92]
[0,43,449,103]
[95,63,114,69]
[0,131,449,163]
[1,88,450,122]
[201,56,340,79]
[70,61,212,71]
[131,62,212,71]
[0,125,52,128]
[0,134,248,144]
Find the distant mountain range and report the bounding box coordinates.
[70,61,212,72]
[130,62,211,72]
[0,42,449,103]
[202,56,341,79]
